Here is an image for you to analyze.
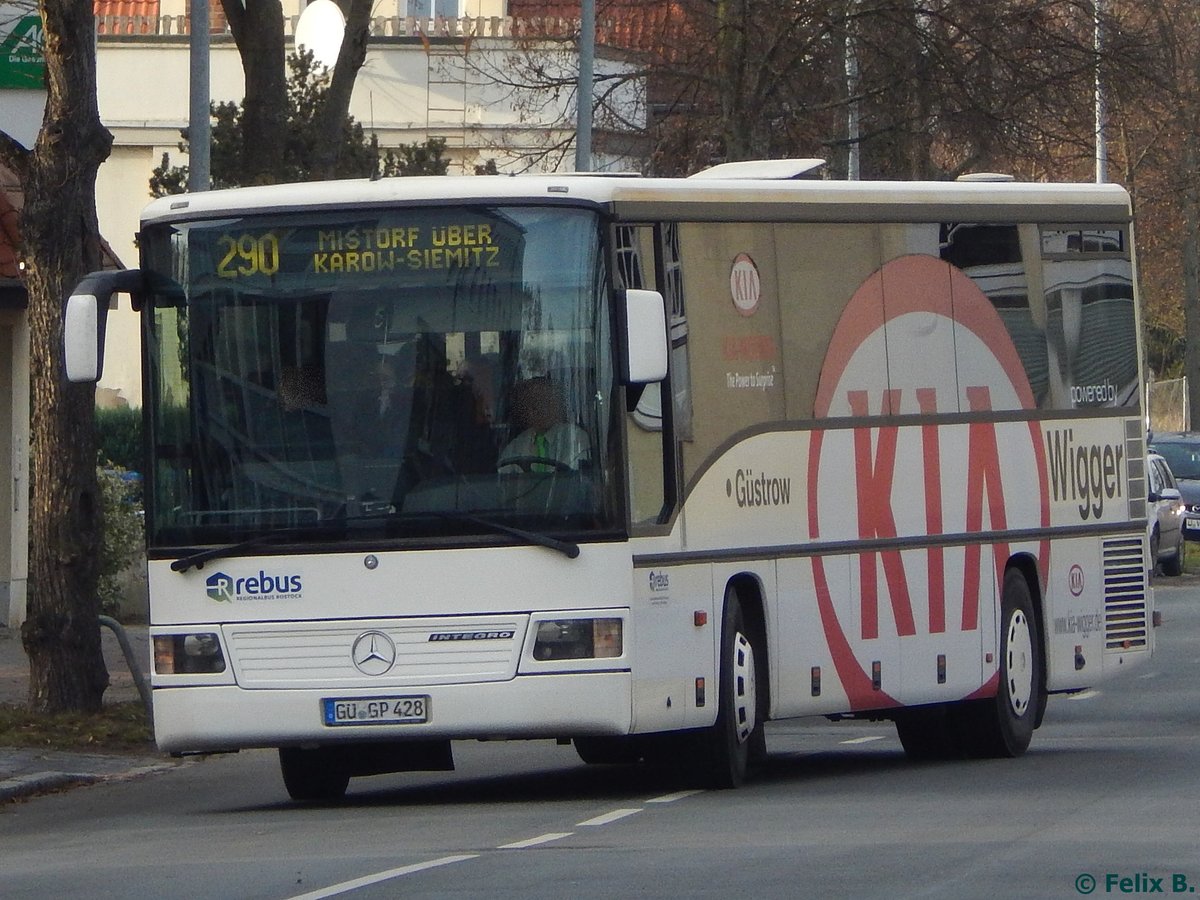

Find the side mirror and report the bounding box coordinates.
[63,270,144,382]
[621,289,668,384]
[64,293,106,382]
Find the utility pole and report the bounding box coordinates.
[188,0,211,192]
[574,0,594,172]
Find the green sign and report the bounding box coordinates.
[0,14,45,90]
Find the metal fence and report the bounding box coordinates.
[1148,376,1189,434]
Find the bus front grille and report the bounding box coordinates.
[223,616,529,689]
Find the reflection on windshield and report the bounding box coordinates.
[143,205,618,547]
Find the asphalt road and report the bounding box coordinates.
[1,578,1197,900]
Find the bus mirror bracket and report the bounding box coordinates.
[64,269,145,383]
[621,288,668,384]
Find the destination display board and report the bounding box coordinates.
[187,209,525,289]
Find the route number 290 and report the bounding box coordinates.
[217,232,280,279]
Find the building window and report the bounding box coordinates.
[402,0,464,17]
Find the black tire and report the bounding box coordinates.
[279,747,350,802]
[1149,528,1161,576]
[1162,530,1185,577]
[687,589,762,788]
[574,736,642,765]
[960,569,1043,758]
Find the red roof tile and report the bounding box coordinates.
[94,0,161,34]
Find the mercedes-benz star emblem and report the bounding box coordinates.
[351,630,397,676]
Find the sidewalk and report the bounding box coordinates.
[0,622,177,802]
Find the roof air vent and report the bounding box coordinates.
[955,173,1016,183]
[689,159,826,180]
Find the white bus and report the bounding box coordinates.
[66,165,1153,800]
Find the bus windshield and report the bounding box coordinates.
[140,204,619,549]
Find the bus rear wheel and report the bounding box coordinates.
[279,747,350,802]
[960,569,1043,758]
[687,590,761,788]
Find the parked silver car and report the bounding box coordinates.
[1148,432,1200,543]
[1146,451,1185,576]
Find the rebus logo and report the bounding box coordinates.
[204,570,303,602]
[233,571,303,595]
[206,572,235,603]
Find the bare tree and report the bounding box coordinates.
[0,0,112,711]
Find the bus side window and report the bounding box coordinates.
[616,224,670,526]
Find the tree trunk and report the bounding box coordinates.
[312,0,373,179]
[223,0,288,184]
[19,0,113,712]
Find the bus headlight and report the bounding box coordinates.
[533,618,622,661]
[153,633,227,674]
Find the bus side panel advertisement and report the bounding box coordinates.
[684,253,1141,712]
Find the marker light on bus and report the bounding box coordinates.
[153,633,226,675]
[533,618,622,661]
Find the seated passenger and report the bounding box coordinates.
[497,376,589,473]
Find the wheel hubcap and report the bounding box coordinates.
[1005,610,1033,717]
[732,631,757,743]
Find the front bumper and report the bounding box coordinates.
[152,671,634,753]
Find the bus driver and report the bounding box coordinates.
[497,376,589,473]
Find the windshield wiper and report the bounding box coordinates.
[424,510,580,559]
[170,525,328,573]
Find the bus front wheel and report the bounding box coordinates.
[688,589,761,788]
[961,569,1043,758]
[279,747,350,802]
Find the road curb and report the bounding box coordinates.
[0,771,100,802]
[0,759,177,803]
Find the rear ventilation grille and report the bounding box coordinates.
[1102,537,1148,651]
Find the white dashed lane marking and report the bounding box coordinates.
[577,808,642,827]
[647,789,703,804]
[287,854,479,900]
[285,787,704,898]
[497,832,574,850]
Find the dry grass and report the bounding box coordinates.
[0,700,155,753]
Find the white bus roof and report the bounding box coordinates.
[141,173,1133,227]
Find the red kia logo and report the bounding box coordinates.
[1068,564,1085,597]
